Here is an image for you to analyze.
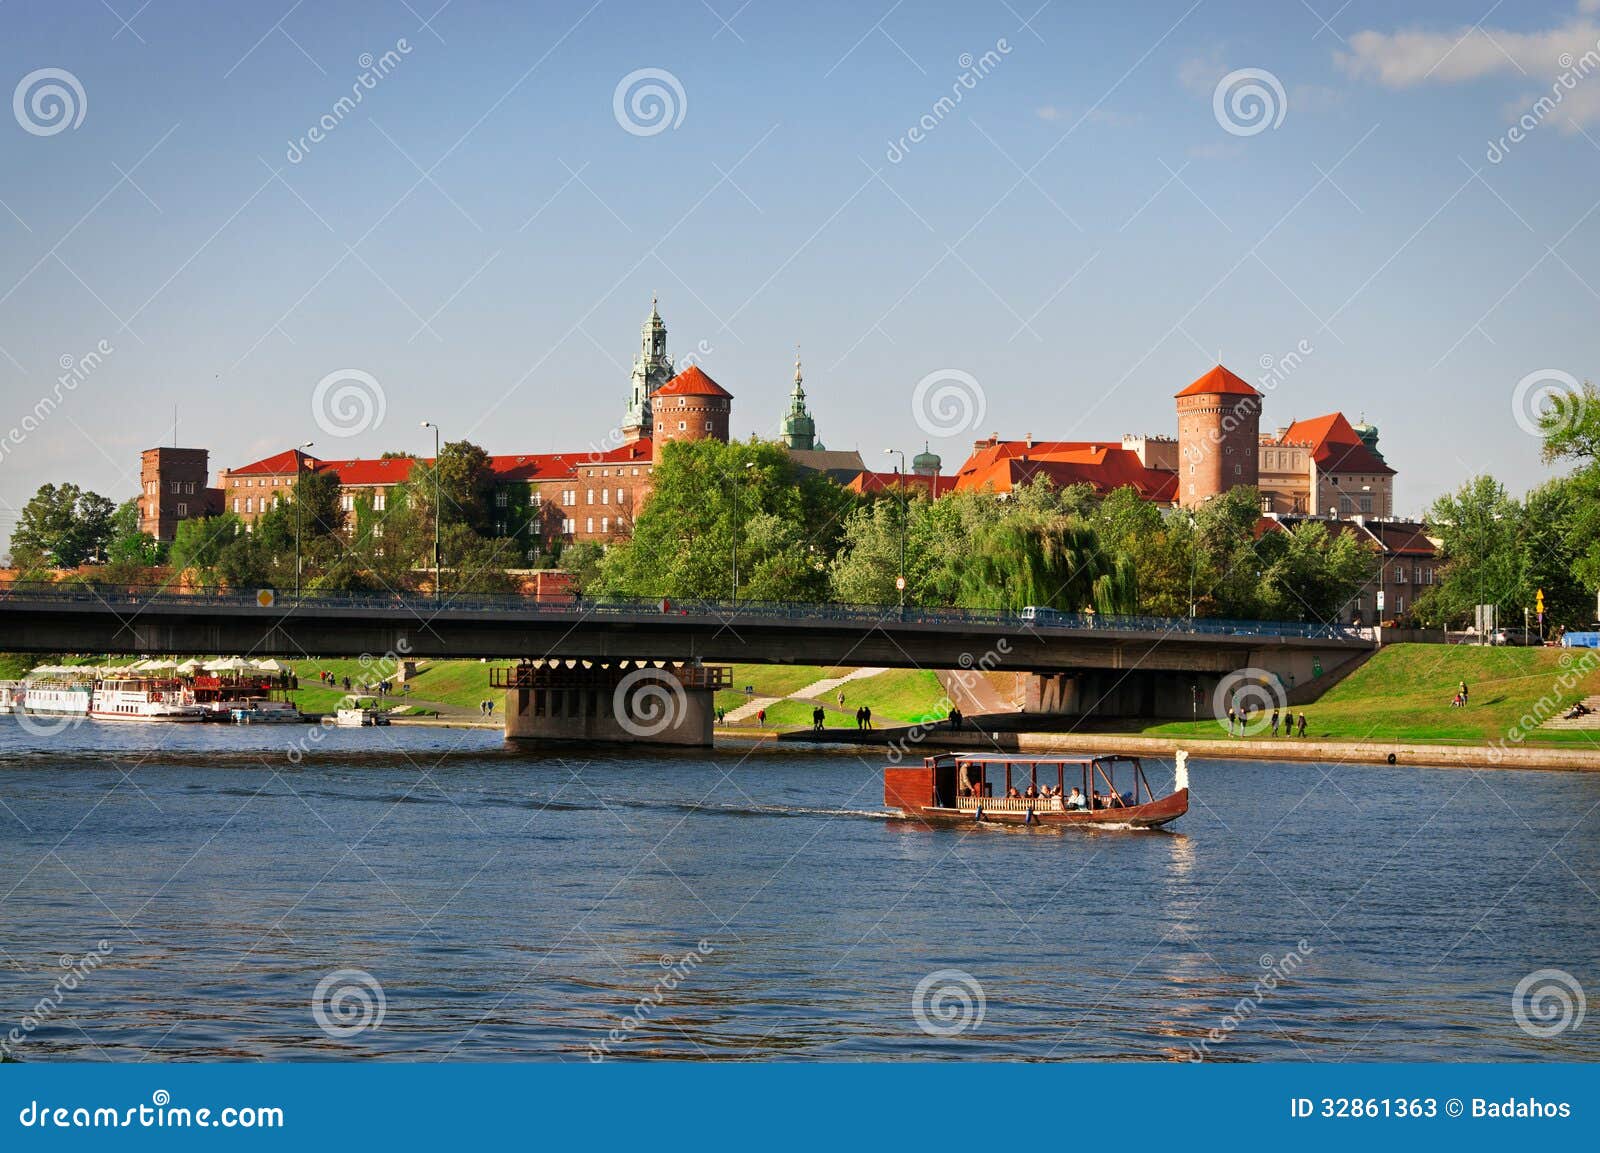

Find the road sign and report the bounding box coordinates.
[1536,588,1545,613]
[895,575,906,591]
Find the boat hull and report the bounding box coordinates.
[901,788,1188,830]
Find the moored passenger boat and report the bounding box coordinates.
[90,678,207,722]
[884,751,1189,829]
[21,679,92,717]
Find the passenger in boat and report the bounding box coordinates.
[1006,785,1021,799]
[1066,788,1086,809]
[1023,782,1038,799]
[959,784,972,798]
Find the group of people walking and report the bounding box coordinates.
[1225,706,1308,738]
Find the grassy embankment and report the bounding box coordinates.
[284,658,516,717]
[1128,644,1600,748]
[714,664,949,729]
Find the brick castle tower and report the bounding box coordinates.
[650,365,732,464]
[1175,364,1261,508]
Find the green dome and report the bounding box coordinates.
[912,443,942,476]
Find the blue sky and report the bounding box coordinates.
[2,0,1599,544]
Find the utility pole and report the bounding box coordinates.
[294,441,314,599]
[421,421,441,600]
[884,448,907,618]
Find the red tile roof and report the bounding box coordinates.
[953,441,1177,502]
[226,448,318,476]
[848,471,959,498]
[1175,364,1261,399]
[654,365,731,398]
[1271,412,1393,475]
[227,440,656,489]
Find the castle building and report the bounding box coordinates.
[621,297,674,443]
[138,447,222,541]
[649,365,732,464]
[1175,365,1261,508]
[1257,413,1393,517]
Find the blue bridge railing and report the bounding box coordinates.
[0,583,1365,642]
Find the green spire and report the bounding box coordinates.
[782,346,816,451]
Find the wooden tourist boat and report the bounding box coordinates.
[884,751,1189,829]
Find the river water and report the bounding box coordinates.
[0,720,1595,1061]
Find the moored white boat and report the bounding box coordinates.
[90,679,207,722]
[21,681,92,717]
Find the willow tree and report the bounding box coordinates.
[953,515,1135,615]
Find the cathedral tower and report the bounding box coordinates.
[1175,364,1261,508]
[622,296,674,442]
[781,347,817,451]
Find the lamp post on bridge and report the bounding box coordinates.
[293,440,314,600]
[421,421,441,602]
[884,448,907,619]
[731,460,755,603]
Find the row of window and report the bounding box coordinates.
[233,496,284,514]
[234,476,293,487]
[147,480,198,495]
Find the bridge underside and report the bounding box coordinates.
[0,601,1367,680]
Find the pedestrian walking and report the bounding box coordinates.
[1226,706,1236,736]
[837,689,845,709]
[757,707,767,727]
[855,706,865,730]
[1459,680,1469,704]
[1297,712,1307,737]
[863,705,873,730]
[1270,709,1280,736]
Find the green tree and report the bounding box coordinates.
[10,483,116,567]
[169,513,247,586]
[599,439,858,600]
[105,499,162,566]
[1420,475,1524,627]
[1256,521,1376,622]
[408,440,496,536]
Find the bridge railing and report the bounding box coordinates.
[0,582,1363,641]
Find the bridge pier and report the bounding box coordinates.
[1025,670,1218,719]
[495,660,729,747]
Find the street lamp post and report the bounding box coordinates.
[421,421,441,601]
[731,461,755,602]
[884,448,907,617]
[293,440,314,599]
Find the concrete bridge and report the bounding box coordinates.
[0,588,1370,722]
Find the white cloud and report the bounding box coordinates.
[1338,12,1600,87]
[1337,5,1600,126]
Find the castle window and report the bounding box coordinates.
[1234,464,1241,476]
[246,497,254,513]
[341,493,355,512]
[374,491,386,511]
[186,481,195,494]
[601,489,609,504]
[678,397,686,407]
[496,490,508,508]
[176,502,187,516]
[233,498,241,513]
[615,488,624,503]
[678,421,687,431]
[586,490,594,505]
[704,421,713,431]
[373,523,384,539]
[601,517,610,533]
[171,481,181,494]
[585,517,594,533]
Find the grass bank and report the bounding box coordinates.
[1123,644,1600,748]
